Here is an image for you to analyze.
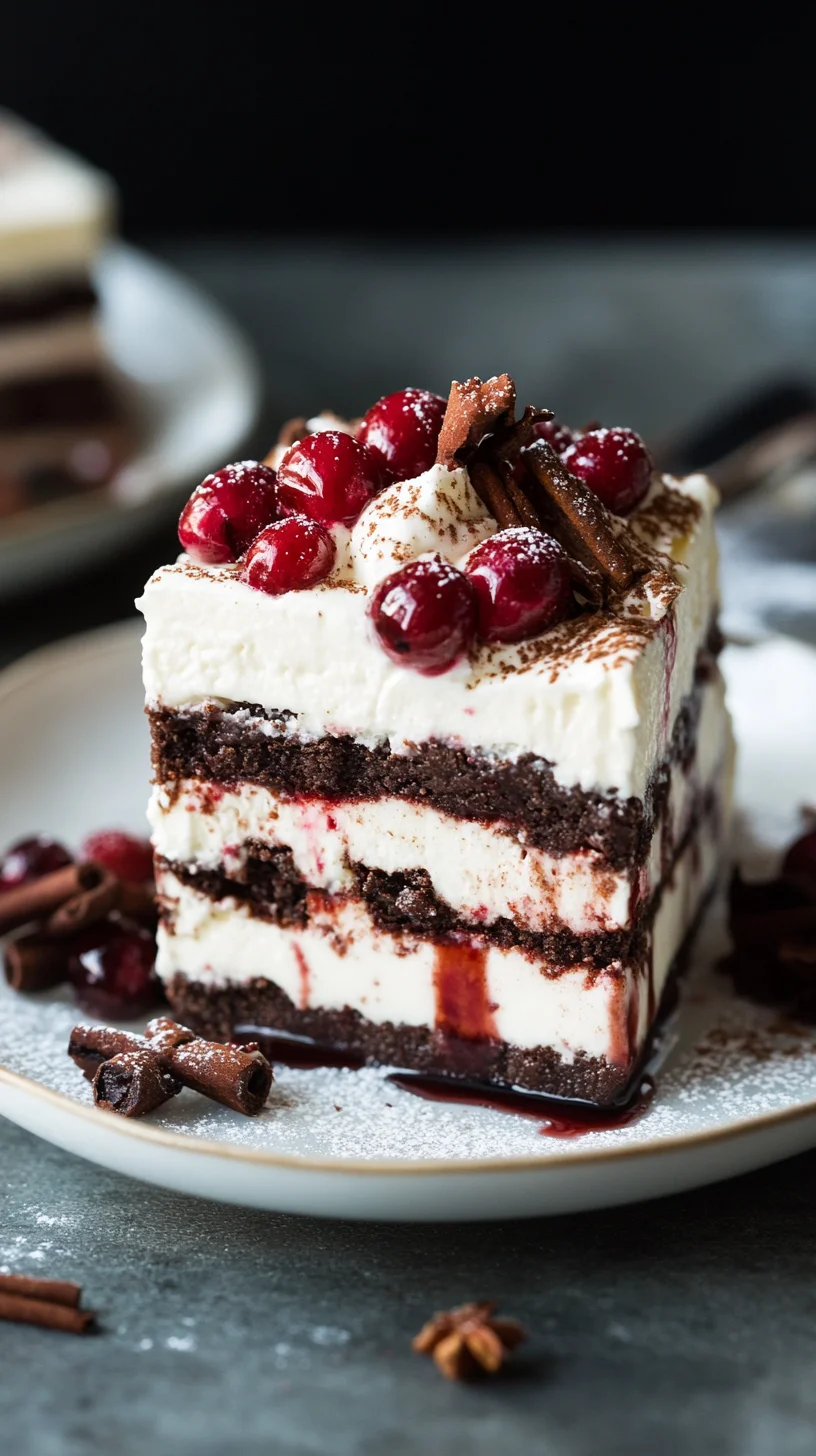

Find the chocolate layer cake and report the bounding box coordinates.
[138,378,734,1103]
[0,112,131,516]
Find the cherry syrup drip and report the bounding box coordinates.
[433,942,496,1041]
[386,1071,655,1139]
[233,1026,366,1072]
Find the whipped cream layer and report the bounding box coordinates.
[156,813,720,1063]
[140,472,719,798]
[0,113,114,284]
[149,664,732,936]
[0,314,105,385]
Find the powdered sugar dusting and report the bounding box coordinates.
[2,902,816,1165]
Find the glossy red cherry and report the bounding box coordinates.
[464,527,573,644]
[241,515,336,595]
[178,461,278,564]
[368,558,477,675]
[80,830,154,885]
[0,836,73,891]
[531,417,574,455]
[782,830,816,890]
[276,431,386,527]
[357,388,447,482]
[562,427,653,516]
[68,918,162,1020]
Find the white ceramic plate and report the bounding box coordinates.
[0,622,815,1222]
[0,244,260,598]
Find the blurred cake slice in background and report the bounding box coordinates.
[0,111,134,518]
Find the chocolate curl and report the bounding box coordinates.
[0,1273,81,1307]
[4,932,70,992]
[275,415,308,449]
[68,1023,148,1080]
[435,375,517,469]
[93,1049,180,1118]
[522,439,641,596]
[0,862,100,936]
[46,864,120,936]
[0,1292,95,1334]
[145,1017,273,1116]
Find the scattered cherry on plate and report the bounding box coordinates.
[368,558,477,675]
[357,388,447,482]
[0,836,73,891]
[562,427,653,516]
[241,515,336,594]
[80,830,154,886]
[67,918,163,1020]
[276,430,387,527]
[782,829,816,891]
[178,460,279,564]
[464,527,573,643]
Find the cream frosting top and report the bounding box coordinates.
[138,470,719,799]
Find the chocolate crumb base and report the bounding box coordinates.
[164,885,712,1103]
[0,370,121,432]
[0,278,98,330]
[149,627,720,869]
[164,973,628,1101]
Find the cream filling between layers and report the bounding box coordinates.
[139,474,720,799]
[149,672,732,937]
[0,314,105,386]
[155,813,721,1064]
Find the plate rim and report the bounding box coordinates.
[2,619,816,1180]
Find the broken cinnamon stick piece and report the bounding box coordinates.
[0,1292,94,1334]
[0,862,100,936]
[0,1273,82,1308]
[94,1049,181,1118]
[145,1017,273,1116]
[46,864,120,936]
[4,932,70,992]
[522,439,640,591]
[435,375,517,468]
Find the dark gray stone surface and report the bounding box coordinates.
[3,240,816,1454]
[2,1117,816,1456]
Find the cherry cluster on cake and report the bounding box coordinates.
[177,383,655,676]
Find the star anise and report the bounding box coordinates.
[412,1300,528,1380]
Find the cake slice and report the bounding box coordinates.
[0,112,131,516]
[139,378,733,1104]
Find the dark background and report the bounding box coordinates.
[4,2,816,236]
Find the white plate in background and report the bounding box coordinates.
[0,624,815,1221]
[0,244,260,598]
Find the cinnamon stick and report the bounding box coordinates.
[0,1292,94,1333]
[46,865,120,936]
[93,1049,180,1118]
[4,932,70,992]
[0,862,101,936]
[0,1273,81,1307]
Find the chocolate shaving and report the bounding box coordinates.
[68,1018,273,1117]
[68,1024,147,1080]
[0,862,101,936]
[723,863,816,1018]
[435,375,517,469]
[521,440,642,594]
[0,1273,82,1307]
[93,1049,180,1118]
[46,864,120,936]
[145,1016,273,1116]
[276,416,309,448]
[4,931,70,992]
